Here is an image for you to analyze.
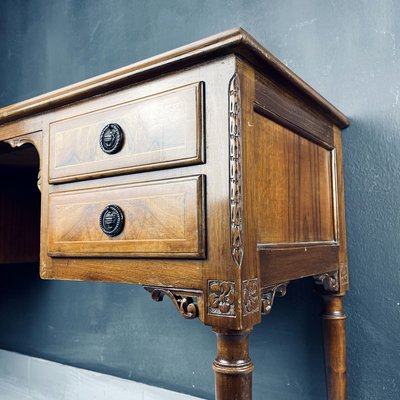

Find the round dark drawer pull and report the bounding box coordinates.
[99,123,124,154]
[99,205,125,237]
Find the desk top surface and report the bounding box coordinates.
[0,28,348,128]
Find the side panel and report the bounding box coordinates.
[251,72,342,287]
[254,116,336,246]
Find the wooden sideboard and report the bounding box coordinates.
[0,28,349,400]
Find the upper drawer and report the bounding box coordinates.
[49,82,205,183]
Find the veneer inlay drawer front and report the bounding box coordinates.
[47,175,205,258]
[49,82,205,183]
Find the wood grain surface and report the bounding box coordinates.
[253,114,336,246]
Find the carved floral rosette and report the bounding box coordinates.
[208,280,235,316]
[242,278,259,315]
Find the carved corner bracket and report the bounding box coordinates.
[144,286,203,320]
[4,133,42,192]
[261,282,289,315]
[314,271,340,294]
[229,73,244,268]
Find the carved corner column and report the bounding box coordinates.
[213,329,254,400]
[314,272,347,400]
[207,279,254,400]
[208,72,253,400]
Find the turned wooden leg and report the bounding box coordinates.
[213,329,254,400]
[321,294,347,400]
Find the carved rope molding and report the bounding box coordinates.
[242,278,259,316]
[4,136,42,192]
[208,280,235,317]
[229,73,244,268]
[143,286,202,320]
[261,282,289,315]
[314,271,340,294]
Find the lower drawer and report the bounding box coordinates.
[47,175,205,258]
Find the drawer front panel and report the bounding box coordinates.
[49,82,204,183]
[48,175,205,258]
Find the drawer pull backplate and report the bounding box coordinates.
[99,204,125,237]
[99,123,124,154]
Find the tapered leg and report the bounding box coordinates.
[321,294,347,400]
[213,329,254,400]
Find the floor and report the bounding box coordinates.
[0,349,203,400]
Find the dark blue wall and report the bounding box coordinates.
[0,1,399,399]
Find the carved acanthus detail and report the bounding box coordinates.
[144,286,202,320]
[229,73,244,268]
[314,271,340,293]
[208,280,235,316]
[261,282,289,315]
[242,278,259,315]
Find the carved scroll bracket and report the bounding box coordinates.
[261,282,289,315]
[4,132,42,192]
[144,286,203,320]
[314,271,340,294]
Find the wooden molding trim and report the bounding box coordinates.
[257,241,338,250]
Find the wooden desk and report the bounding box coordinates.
[0,28,349,400]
